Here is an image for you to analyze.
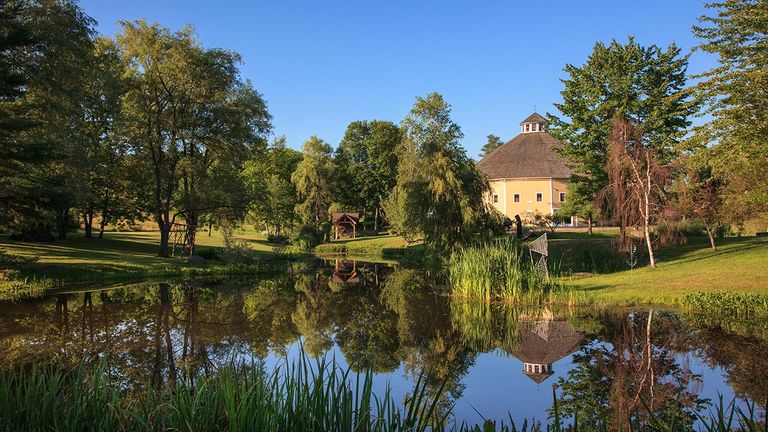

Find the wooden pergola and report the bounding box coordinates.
[332,212,360,240]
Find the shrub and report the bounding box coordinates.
[196,248,219,260]
[290,224,323,251]
[266,233,289,244]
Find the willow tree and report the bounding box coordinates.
[395,92,495,254]
[292,136,334,227]
[118,21,271,257]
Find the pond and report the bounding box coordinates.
[1,259,766,428]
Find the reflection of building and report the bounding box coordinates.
[510,319,583,383]
[332,259,360,283]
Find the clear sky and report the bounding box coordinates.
[79,0,717,158]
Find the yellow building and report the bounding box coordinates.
[477,113,575,225]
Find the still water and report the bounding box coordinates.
[0,259,766,427]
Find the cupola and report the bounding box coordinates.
[520,112,547,133]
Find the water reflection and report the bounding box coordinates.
[0,263,766,426]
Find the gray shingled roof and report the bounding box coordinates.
[476,131,572,180]
[520,112,547,125]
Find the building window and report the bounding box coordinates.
[536,192,543,202]
[559,192,566,202]
[492,194,499,203]
[513,193,520,203]
[525,124,530,132]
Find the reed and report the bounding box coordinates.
[0,355,445,432]
[449,238,558,302]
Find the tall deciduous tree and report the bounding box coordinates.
[244,136,302,236]
[334,120,401,231]
[117,21,270,257]
[478,134,503,158]
[395,92,495,254]
[549,38,695,244]
[691,0,768,222]
[292,136,334,227]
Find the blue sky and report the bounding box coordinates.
[80,0,717,158]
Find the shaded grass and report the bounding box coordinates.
[0,229,289,300]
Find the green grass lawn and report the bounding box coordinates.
[568,236,768,305]
[2,226,766,306]
[0,228,277,284]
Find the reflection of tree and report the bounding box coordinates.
[333,293,400,373]
[691,325,768,408]
[553,310,705,430]
[381,268,475,423]
[242,276,300,357]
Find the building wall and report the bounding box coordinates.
[487,177,570,220]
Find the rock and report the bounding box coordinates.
[186,255,206,265]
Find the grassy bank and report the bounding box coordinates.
[0,229,288,299]
[567,236,768,305]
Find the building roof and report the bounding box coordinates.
[476,130,572,180]
[332,212,360,223]
[520,112,547,125]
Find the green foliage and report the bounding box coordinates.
[335,120,401,229]
[381,185,421,242]
[549,37,695,224]
[0,356,448,432]
[290,224,324,251]
[690,0,768,222]
[244,135,303,237]
[683,292,768,318]
[478,134,503,159]
[292,136,335,227]
[396,92,497,254]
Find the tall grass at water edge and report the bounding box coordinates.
[1,358,763,432]
[0,355,449,432]
[449,238,574,303]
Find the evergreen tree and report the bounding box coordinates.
[478,134,503,158]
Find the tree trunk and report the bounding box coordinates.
[158,216,171,258]
[644,205,656,268]
[82,209,94,239]
[374,208,379,232]
[208,221,213,237]
[185,212,198,257]
[706,226,717,250]
[587,215,593,236]
[56,209,69,240]
[98,189,110,239]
